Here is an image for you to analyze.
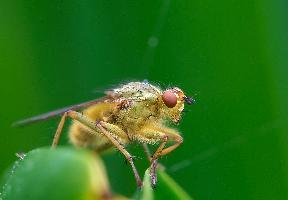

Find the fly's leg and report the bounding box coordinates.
[96,122,142,187]
[66,110,143,187]
[150,133,182,186]
[138,125,183,186]
[51,112,68,148]
[149,135,168,186]
[151,133,183,161]
[141,143,165,173]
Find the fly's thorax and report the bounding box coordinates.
[113,98,161,132]
[112,82,162,101]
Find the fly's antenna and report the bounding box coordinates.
[184,96,195,105]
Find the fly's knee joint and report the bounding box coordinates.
[128,156,134,162]
[66,110,72,114]
[163,135,169,142]
[151,152,160,161]
[66,110,76,118]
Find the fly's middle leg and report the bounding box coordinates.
[66,110,143,187]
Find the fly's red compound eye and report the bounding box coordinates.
[162,91,177,108]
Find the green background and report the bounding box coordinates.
[0,0,287,199]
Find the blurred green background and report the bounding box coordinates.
[0,0,287,199]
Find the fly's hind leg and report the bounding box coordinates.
[51,112,68,148]
[65,111,143,187]
[138,125,183,186]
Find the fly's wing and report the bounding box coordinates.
[13,96,110,127]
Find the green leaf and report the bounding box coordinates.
[134,169,193,200]
[0,147,112,200]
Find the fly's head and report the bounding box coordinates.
[160,87,195,124]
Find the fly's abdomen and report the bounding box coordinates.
[69,121,111,151]
[68,103,116,151]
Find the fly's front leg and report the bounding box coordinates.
[141,143,166,173]
[66,110,143,187]
[151,134,183,161]
[151,132,183,186]
[138,125,183,186]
